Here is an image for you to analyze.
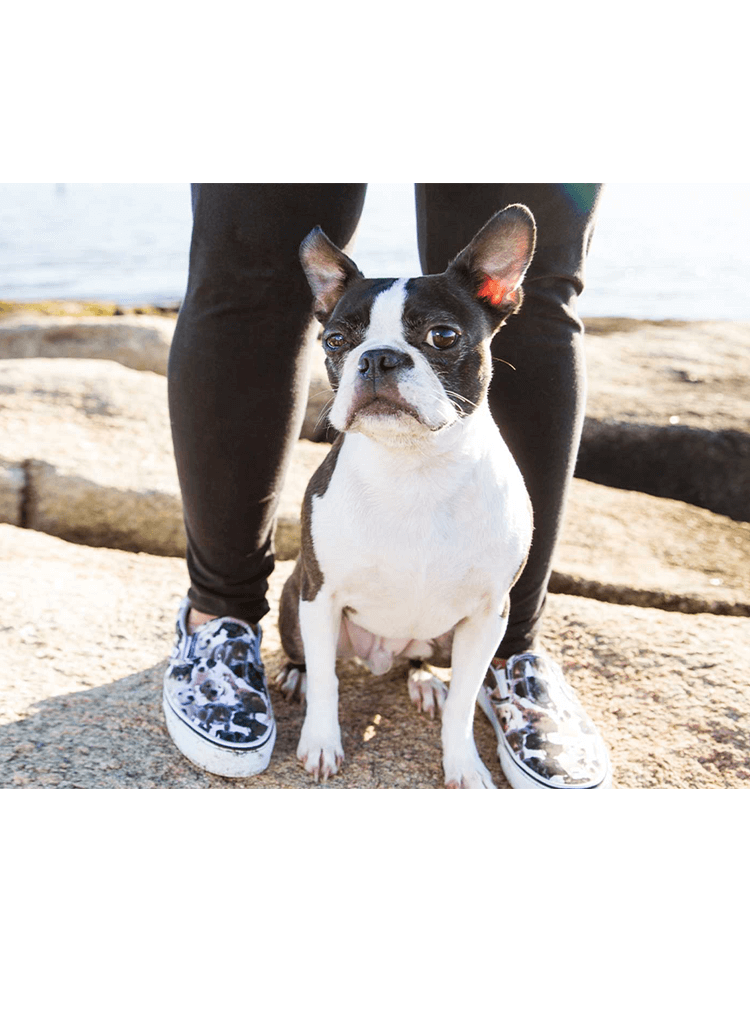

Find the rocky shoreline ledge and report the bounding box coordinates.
[1,308,748,788]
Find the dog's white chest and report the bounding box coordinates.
[309,415,531,642]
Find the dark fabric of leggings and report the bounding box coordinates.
[168,183,602,656]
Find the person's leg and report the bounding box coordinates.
[415,183,602,655]
[169,184,368,627]
[163,184,367,777]
[416,184,611,788]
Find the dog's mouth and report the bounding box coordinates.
[346,389,425,428]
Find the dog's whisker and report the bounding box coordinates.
[421,390,466,422]
[445,389,478,417]
[491,356,516,371]
[315,397,335,431]
[446,390,477,408]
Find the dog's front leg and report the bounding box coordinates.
[442,605,508,789]
[297,592,344,782]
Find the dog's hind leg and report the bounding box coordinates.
[277,557,308,701]
[276,661,307,702]
[407,661,448,720]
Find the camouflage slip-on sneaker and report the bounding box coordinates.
[477,651,612,789]
[163,598,276,777]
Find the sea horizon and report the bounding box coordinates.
[1,183,749,320]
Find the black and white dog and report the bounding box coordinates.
[278,205,536,788]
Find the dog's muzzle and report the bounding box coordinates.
[344,346,421,427]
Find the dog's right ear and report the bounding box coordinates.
[300,227,364,322]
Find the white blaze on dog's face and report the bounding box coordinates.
[299,205,537,444]
[325,277,458,437]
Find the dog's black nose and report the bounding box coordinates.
[358,346,413,378]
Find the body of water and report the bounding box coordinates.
[1,183,748,320]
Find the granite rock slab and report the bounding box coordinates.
[0,357,326,558]
[3,311,749,517]
[556,480,750,616]
[0,313,175,375]
[1,352,749,615]
[0,525,747,789]
[579,319,750,520]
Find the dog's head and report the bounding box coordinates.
[300,204,536,444]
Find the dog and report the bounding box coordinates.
[277,204,536,788]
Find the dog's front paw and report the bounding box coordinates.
[407,666,447,720]
[444,751,496,789]
[275,662,307,702]
[297,719,344,783]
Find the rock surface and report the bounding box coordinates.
[0,358,324,558]
[1,312,748,789]
[583,318,750,434]
[1,524,748,789]
[0,310,332,441]
[5,312,749,519]
[579,319,750,520]
[1,357,748,613]
[0,313,175,375]
[555,480,750,616]
[0,460,24,526]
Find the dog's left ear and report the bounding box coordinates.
[300,227,364,322]
[446,204,536,316]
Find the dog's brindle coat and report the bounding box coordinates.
[279,205,536,787]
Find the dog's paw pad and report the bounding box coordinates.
[275,662,307,702]
[407,667,447,720]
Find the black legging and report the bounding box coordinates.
[168,183,602,657]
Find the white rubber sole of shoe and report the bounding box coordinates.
[163,692,276,778]
[496,735,612,790]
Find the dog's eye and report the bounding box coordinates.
[324,333,347,351]
[425,326,459,350]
